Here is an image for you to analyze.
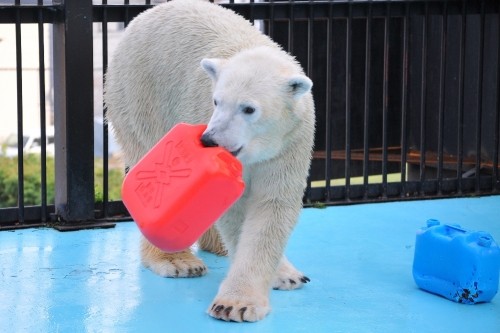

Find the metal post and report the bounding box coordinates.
[52,0,95,223]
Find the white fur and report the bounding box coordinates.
[105,0,315,322]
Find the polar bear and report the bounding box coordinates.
[105,0,315,322]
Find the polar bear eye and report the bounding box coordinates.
[213,99,218,107]
[242,106,255,115]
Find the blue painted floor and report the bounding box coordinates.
[1,196,499,333]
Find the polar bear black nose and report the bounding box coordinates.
[201,133,219,148]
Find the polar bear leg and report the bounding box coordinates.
[140,237,207,278]
[272,256,310,290]
[207,202,291,322]
[198,226,227,256]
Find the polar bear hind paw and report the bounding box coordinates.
[141,240,207,278]
[143,253,207,278]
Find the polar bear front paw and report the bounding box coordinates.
[272,258,310,290]
[207,295,270,322]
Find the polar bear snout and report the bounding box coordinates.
[200,133,219,148]
[201,131,243,157]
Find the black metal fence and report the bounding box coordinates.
[0,0,499,229]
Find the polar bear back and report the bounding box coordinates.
[105,0,283,166]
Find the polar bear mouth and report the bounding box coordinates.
[231,147,243,157]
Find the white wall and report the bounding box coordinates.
[0,24,53,141]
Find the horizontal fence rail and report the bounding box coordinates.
[0,0,499,229]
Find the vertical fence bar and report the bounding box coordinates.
[324,1,333,203]
[249,0,255,25]
[102,0,110,217]
[38,0,48,221]
[495,0,500,192]
[457,0,467,194]
[344,0,353,201]
[124,0,131,27]
[267,0,274,39]
[400,0,410,198]
[305,0,315,201]
[381,0,391,198]
[418,2,429,195]
[475,0,485,193]
[15,0,25,223]
[304,0,312,202]
[298,0,313,201]
[53,0,95,222]
[288,0,294,54]
[362,0,373,199]
[437,2,448,195]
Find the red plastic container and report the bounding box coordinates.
[122,123,245,252]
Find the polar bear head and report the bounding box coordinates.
[200,46,313,165]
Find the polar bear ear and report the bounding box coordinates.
[201,58,224,81]
[288,75,313,100]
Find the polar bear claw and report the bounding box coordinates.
[208,297,270,322]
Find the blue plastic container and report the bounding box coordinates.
[412,219,500,304]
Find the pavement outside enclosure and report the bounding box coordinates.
[1,196,499,332]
